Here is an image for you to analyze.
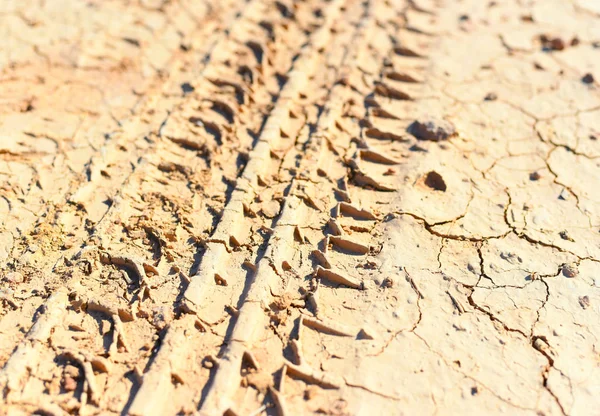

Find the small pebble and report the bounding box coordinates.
[549,37,565,51]
[529,171,541,181]
[381,277,394,288]
[559,230,574,242]
[582,73,595,84]
[540,35,565,51]
[562,263,578,278]
[578,295,590,309]
[484,92,498,101]
[407,117,457,141]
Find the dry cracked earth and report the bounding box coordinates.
[1,0,600,415]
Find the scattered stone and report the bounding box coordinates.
[424,171,447,191]
[28,244,39,253]
[181,82,195,94]
[582,73,595,84]
[571,37,580,46]
[381,277,394,288]
[578,296,590,309]
[559,230,574,242]
[541,35,565,51]
[407,117,456,141]
[558,189,571,200]
[484,92,498,101]
[562,263,578,278]
[529,171,541,181]
[357,328,376,340]
[549,38,565,50]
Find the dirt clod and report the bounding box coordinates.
[408,117,457,141]
[424,171,447,191]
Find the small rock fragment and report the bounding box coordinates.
[381,277,394,288]
[578,295,590,309]
[181,82,195,94]
[214,274,228,286]
[407,117,456,141]
[484,92,497,101]
[559,230,574,242]
[562,263,578,278]
[424,171,447,192]
[357,328,376,340]
[541,35,565,51]
[582,73,595,84]
[558,189,571,200]
[550,38,565,50]
[529,171,541,181]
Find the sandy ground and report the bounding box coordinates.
[1,0,600,414]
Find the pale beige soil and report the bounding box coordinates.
[1,0,600,415]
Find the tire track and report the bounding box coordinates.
[130,1,361,414]
[197,0,408,413]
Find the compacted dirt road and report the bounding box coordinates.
[1,0,600,414]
